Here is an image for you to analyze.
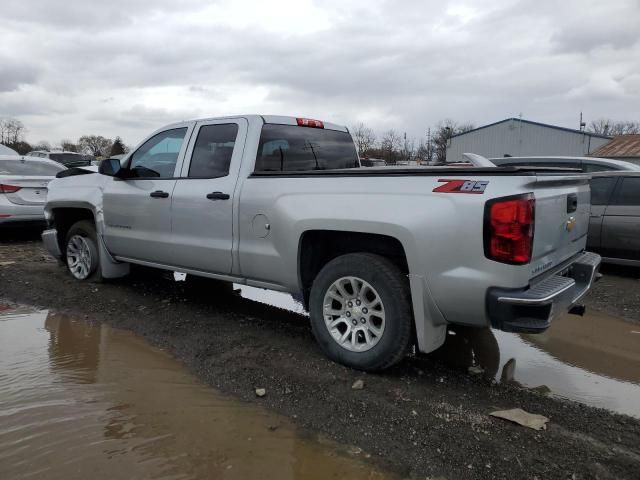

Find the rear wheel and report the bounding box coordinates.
[65,220,101,282]
[309,253,413,371]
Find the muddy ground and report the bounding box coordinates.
[1,229,639,480]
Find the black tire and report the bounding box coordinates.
[64,220,102,282]
[309,253,413,371]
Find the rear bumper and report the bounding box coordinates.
[42,228,62,259]
[486,251,601,333]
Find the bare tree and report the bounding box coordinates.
[60,139,78,152]
[432,120,474,162]
[380,129,402,163]
[0,118,25,145]
[351,123,376,156]
[415,139,432,163]
[588,119,640,136]
[78,135,113,157]
[32,141,51,152]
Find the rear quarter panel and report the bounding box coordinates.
[237,174,538,329]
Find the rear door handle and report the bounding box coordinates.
[150,190,169,198]
[206,191,230,200]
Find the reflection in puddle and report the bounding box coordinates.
[0,306,394,480]
[234,284,307,315]
[434,312,640,417]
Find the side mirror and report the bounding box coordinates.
[99,158,122,176]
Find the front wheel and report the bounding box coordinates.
[309,253,413,371]
[65,220,101,282]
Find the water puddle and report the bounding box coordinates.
[434,312,640,417]
[209,279,640,418]
[0,305,395,480]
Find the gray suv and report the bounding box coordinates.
[588,172,640,266]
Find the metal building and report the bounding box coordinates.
[446,118,611,162]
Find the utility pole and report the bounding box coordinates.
[403,132,407,161]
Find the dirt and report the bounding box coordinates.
[1,229,640,480]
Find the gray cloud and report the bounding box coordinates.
[1,0,639,146]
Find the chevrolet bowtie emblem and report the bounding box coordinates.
[566,216,576,232]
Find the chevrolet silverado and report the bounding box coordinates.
[41,115,601,370]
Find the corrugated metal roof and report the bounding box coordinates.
[450,118,612,140]
[591,135,640,158]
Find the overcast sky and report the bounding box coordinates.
[1,0,639,147]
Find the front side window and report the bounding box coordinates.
[255,124,359,172]
[188,124,238,178]
[613,177,640,206]
[590,177,617,206]
[129,128,187,178]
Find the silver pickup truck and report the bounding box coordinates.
[41,115,601,371]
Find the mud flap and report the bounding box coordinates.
[408,274,447,353]
[98,234,129,279]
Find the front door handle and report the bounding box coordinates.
[150,190,169,198]
[206,191,230,200]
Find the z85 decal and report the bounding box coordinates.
[432,179,489,194]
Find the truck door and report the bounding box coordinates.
[102,125,191,263]
[601,176,640,261]
[587,176,618,252]
[169,118,248,274]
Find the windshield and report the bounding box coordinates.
[0,159,65,176]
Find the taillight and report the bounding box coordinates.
[484,194,535,264]
[296,117,324,128]
[0,184,22,194]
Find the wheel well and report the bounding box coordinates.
[299,230,409,307]
[52,208,95,254]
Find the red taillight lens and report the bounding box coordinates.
[296,117,324,128]
[484,194,535,264]
[0,184,22,194]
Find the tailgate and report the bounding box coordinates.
[1,176,51,205]
[529,173,590,278]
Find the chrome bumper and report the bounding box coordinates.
[42,228,62,258]
[487,251,601,333]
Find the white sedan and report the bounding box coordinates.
[0,155,66,226]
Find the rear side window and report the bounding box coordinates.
[613,177,640,206]
[255,124,359,172]
[0,159,65,176]
[590,177,617,206]
[188,124,238,178]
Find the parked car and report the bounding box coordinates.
[0,155,66,226]
[0,144,19,155]
[26,150,94,168]
[41,115,600,370]
[588,171,640,266]
[360,157,387,167]
[490,156,640,172]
